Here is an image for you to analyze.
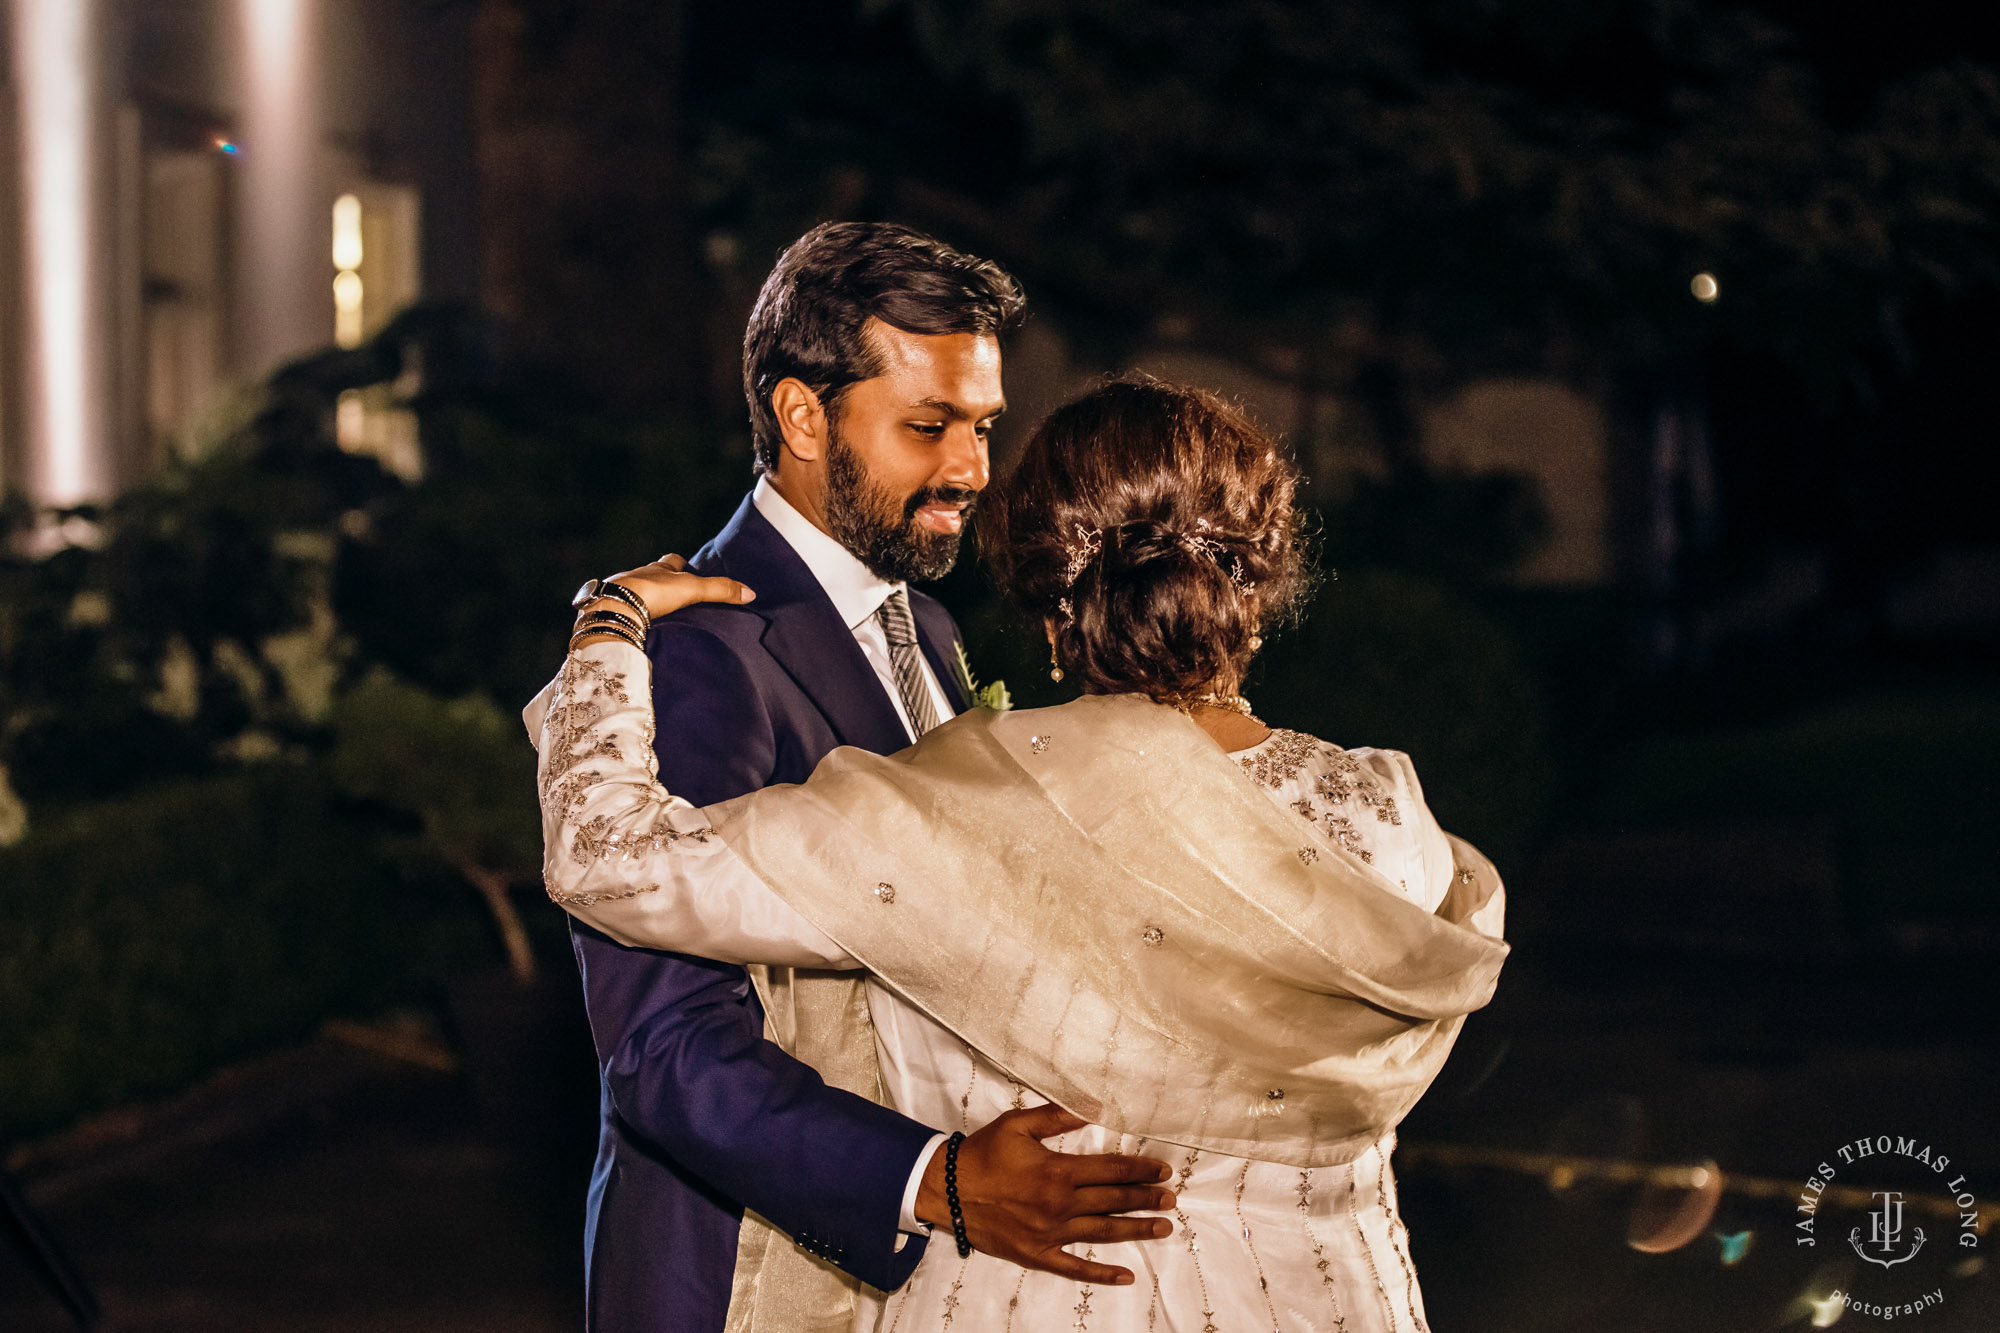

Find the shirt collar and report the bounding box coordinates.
[752,475,902,632]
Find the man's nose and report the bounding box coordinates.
[940,424,990,492]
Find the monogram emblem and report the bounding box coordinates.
[1851,1190,1926,1268]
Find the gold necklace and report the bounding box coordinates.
[1174,691,1255,718]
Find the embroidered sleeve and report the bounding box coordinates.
[1377,748,1455,914]
[529,641,857,968]
[1238,729,1320,787]
[1249,731,1451,910]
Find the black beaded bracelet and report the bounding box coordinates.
[942,1130,972,1258]
[594,580,652,634]
[574,607,644,639]
[569,620,643,651]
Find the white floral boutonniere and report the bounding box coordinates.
[952,640,1012,713]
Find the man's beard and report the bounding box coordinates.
[824,416,976,584]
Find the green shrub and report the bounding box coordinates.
[0,768,487,1143]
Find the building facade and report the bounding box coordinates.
[0,0,475,510]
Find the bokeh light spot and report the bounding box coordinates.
[1627,1159,1723,1253]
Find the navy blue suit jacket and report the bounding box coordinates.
[569,494,970,1332]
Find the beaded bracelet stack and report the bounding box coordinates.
[942,1130,972,1258]
[570,580,651,651]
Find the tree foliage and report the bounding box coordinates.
[694,0,2000,402]
[330,669,545,981]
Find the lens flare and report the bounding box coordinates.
[1627,1160,1724,1253]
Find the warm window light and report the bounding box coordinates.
[1691,271,1720,303]
[333,269,364,347]
[336,390,367,447]
[333,269,363,310]
[332,193,362,271]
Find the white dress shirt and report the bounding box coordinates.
[751,476,953,1237]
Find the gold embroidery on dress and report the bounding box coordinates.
[546,880,667,908]
[1348,1159,1396,1327]
[939,1267,966,1329]
[538,653,717,907]
[1323,813,1373,863]
[958,1042,980,1129]
[1235,1160,1282,1331]
[1002,1269,1029,1333]
[1297,1169,1349,1330]
[1238,728,1318,786]
[538,656,631,805]
[570,813,711,867]
[1315,749,1402,826]
[884,1265,919,1333]
[1172,1150,1219,1333]
[1380,1146,1428,1332]
[1072,1246,1095,1331]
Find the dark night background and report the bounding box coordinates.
[1,1,1996,1328]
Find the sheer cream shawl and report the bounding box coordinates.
[712,691,1508,1169]
[712,692,1505,1331]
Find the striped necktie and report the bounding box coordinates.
[874,588,945,737]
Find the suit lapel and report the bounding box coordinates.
[699,497,913,755]
[910,593,971,714]
[760,604,911,753]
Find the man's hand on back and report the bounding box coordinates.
[912,1105,1176,1285]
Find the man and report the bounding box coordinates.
[568,222,1174,1332]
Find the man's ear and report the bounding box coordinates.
[771,378,828,465]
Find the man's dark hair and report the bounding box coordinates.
[742,222,1026,473]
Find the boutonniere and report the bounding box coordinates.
[952,640,1012,713]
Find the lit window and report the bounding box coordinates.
[333,194,365,346]
[333,270,365,348]
[332,194,363,271]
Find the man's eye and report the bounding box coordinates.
[911,423,946,438]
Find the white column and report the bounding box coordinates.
[8,0,117,506]
[235,0,326,378]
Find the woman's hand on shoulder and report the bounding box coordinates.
[594,554,757,623]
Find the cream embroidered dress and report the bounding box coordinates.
[529,642,1507,1333]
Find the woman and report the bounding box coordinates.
[531,378,1507,1331]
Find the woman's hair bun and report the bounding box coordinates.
[980,375,1308,702]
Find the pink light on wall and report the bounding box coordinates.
[236,0,325,378]
[8,0,115,505]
